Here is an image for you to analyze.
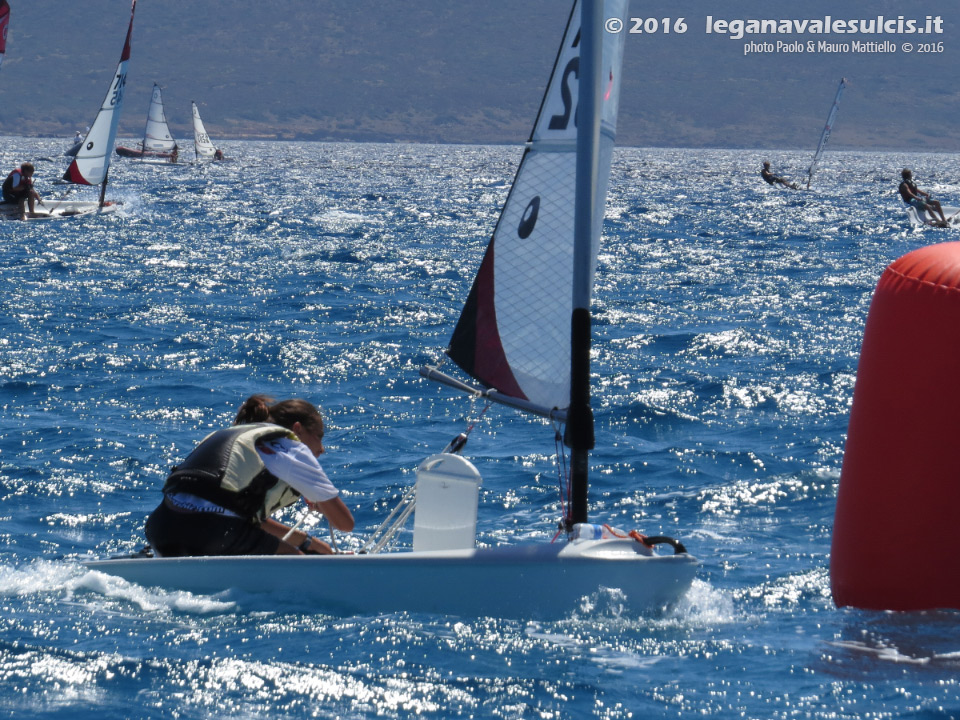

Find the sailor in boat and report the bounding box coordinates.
[1,162,42,220]
[213,148,224,161]
[169,147,179,164]
[143,394,354,557]
[898,168,948,226]
[761,161,800,190]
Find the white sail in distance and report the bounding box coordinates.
[63,0,136,186]
[807,78,847,189]
[191,102,217,161]
[143,83,177,152]
[446,0,628,414]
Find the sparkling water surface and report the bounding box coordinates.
[1,136,958,719]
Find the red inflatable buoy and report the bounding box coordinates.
[832,241,960,610]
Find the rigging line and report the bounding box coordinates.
[358,483,416,554]
[463,397,493,437]
[369,501,416,554]
[552,418,571,521]
[281,514,307,543]
[551,419,571,543]
[554,426,566,517]
[326,517,339,553]
[45,185,75,215]
[281,506,321,542]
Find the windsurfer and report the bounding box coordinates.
[898,168,948,226]
[761,161,799,190]
[1,162,41,220]
[144,395,354,557]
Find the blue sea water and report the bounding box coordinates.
[1,136,959,719]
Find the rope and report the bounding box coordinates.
[463,397,492,438]
[281,507,321,542]
[44,186,75,216]
[358,483,417,554]
[552,418,570,529]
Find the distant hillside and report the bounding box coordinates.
[1,0,958,150]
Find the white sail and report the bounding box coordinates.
[143,83,177,152]
[0,1,10,72]
[806,78,846,189]
[445,0,627,414]
[63,0,136,187]
[191,101,217,161]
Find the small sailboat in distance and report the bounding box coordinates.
[1,0,135,221]
[805,78,846,190]
[84,0,697,618]
[116,83,178,162]
[191,101,222,162]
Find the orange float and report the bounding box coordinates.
[832,241,960,610]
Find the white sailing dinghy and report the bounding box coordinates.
[805,78,846,190]
[905,204,960,228]
[116,83,178,162]
[1,1,135,221]
[85,0,697,618]
[191,101,220,162]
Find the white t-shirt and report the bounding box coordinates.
[254,436,339,503]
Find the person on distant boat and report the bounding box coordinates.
[144,394,355,557]
[73,130,83,144]
[169,146,179,164]
[761,161,799,190]
[1,162,42,220]
[213,148,224,161]
[898,168,948,226]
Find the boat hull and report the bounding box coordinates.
[906,205,960,228]
[84,539,698,618]
[115,145,173,159]
[0,200,119,221]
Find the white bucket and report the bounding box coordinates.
[412,453,482,552]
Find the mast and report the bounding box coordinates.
[193,102,199,162]
[141,84,152,152]
[806,78,847,190]
[565,0,602,527]
[98,172,108,208]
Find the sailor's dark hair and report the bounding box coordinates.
[902,168,912,178]
[234,394,324,433]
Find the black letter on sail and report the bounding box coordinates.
[518,196,540,238]
[548,58,579,131]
